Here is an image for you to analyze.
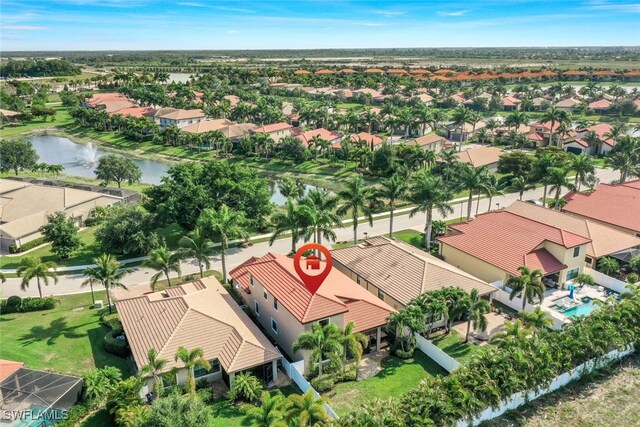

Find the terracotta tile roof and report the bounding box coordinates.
[435,69,456,75]
[181,118,235,134]
[455,146,502,167]
[349,132,384,146]
[315,69,334,74]
[506,200,640,258]
[439,211,591,276]
[0,360,24,382]
[84,93,128,107]
[624,71,640,76]
[109,107,155,118]
[294,70,311,75]
[364,68,385,74]
[592,70,617,76]
[251,122,293,134]
[157,108,205,120]
[588,99,612,109]
[230,253,393,330]
[555,98,581,108]
[410,69,431,75]
[563,180,640,233]
[527,132,545,142]
[338,68,356,74]
[502,96,521,106]
[332,236,495,306]
[575,123,615,147]
[387,69,407,74]
[116,278,280,374]
[523,249,566,274]
[407,133,449,147]
[0,109,20,118]
[295,128,342,147]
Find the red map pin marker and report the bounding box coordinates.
[293,243,333,295]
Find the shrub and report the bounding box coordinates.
[336,365,358,382]
[6,295,21,308]
[9,236,46,254]
[394,348,415,359]
[104,329,129,357]
[627,273,638,284]
[310,375,335,392]
[227,371,263,402]
[101,312,122,333]
[1,297,55,314]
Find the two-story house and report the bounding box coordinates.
[438,211,592,289]
[154,108,206,129]
[250,122,293,144]
[230,253,394,369]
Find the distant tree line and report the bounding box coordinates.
[0,59,81,78]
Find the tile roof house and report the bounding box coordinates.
[455,146,503,170]
[588,99,612,114]
[181,118,235,134]
[332,131,385,150]
[563,180,640,236]
[0,109,21,122]
[109,106,156,118]
[83,93,135,111]
[564,123,615,155]
[506,200,640,268]
[406,134,454,152]
[446,120,486,142]
[154,108,206,129]
[555,98,582,112]
[230,253,394,366]
[250,122,293,143]
[116,278,281,390]
[332,236,496,310]
[294,128,343,148]
[438,210,592,287]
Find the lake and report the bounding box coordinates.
[28,135,322,205]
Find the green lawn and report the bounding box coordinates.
[0,291,130,376]
[80,409,115,427]
[0,223,184,269]
[325,352,447,416]
[208,386,300,427]
[392,229,424,248]
[430,330,483,364]
[0,105,73,138]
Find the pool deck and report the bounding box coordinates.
[541,284,608,320]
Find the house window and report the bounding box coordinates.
[573,247,580,258]
[274,298,278,311]
[271,318,278,334]
[263,291,268,301]
[377,289,385,300]
[194,359,221,378]
[318,318,330,327]
[585,256,593,265]
[250,277,254,287]
[254,301,260,316]
[566,268,579,281]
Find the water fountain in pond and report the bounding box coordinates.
[77,143,99,168]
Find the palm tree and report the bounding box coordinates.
[573,272,595,288]
[269,199,312,254]
[520,306,553,335]
[228,372,263,402]
[292,323,343,377]
[82,254,131,314]
[286,390,329,426]
[507,266,545,311]
[464,289,490,343]
[242,391,287,427]
[605,136,640,183]
[541,106,570,147]
[178,229,217,279]
[386,305,425,353]
[438,149,458,183]
[457,164,490,219]
[197,205,248,284]
[482,174,504,214]
[509,176,536,201]
[174,346,211,394]
[373,174,408,237]
[301,189,342,252]
[451,105,473,150]
[597,256,620,276]
[142,246,182,291]
[490,319,530,348]
[337,175,374,244]
[16,257,58,299]
[409,172,453,250]
[139,348,167,399]
[546,167,576,211]
[0,272,5,283]
[570,153,596,191]
[341,321,368,369]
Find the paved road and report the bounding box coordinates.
[1,168,620,298]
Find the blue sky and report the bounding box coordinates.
[1,0,639,51]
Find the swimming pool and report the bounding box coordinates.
[551,297,599,318]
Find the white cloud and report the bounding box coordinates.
[437,10,469,17]
[227,30,239,34]
[177,2,205,6]
[586,1,640,13]
[1,25,48,30]
[374,11,405,17]
[214,6,255,13]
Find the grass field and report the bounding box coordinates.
[325,352,447,416]
[0,291,130,376]
[0,105,73,138]
[0,223,184,269]
[488,354,640,427]
[430,330,484,364]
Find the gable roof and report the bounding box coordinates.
[109,106,155,118]
[332,236,495,306]
[506,200,640,258]
[251,122,293,134]
[563,181,640,233]
[438,210,591,276]
[588,99,612,109]
[181,118,235,134]
[230,253,393,331]
[455,146,503,167]
[116,278,280,374]
[84,93,129,107]
[555,98,581,108]
[295,128,342,147]
[156,108,205,120]
[407,134,453,148]
[350,132,384,146]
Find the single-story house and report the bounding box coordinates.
[334,131,385,150]
[438,210,592,288]
[294,128,342,148]
[446,121,486,142]
[181,118,235,134]
[502,96,522,111]
[455,146,503,171]
[0,179,123,252]
[588,99,612,114]
[555,98,582,112]
[230,253,394,368]
[332,236,496,310]
[153,108,206,129]
[564,123,615,155]
[116,278,281,391]
[109,107,156,118]
[0,109,21,123]
[563,180,640,237]
[506,200,640,268]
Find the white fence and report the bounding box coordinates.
[493,288,566,330]
[584,267,630,294]
[455,346,634,427]
[278,353,338,419]
[414,333,461,373]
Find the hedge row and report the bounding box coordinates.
[9,236,46,254]
[104,329,129,357]
[0,296,56,314]
[310,365,357,392]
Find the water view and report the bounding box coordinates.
[28,135,323,205]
